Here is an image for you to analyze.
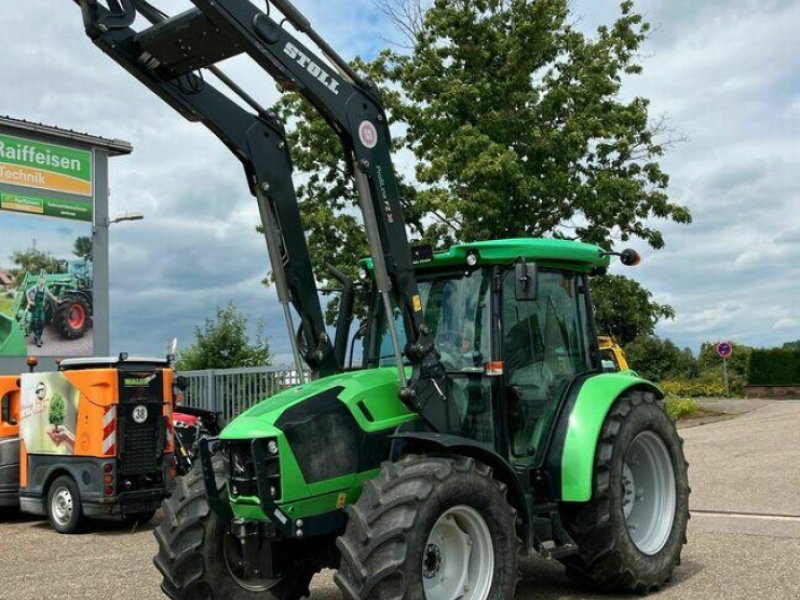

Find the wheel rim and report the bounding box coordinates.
[51,487,73,527]
[622,430,677,555]
[222,528,281,592]
[422,505,494,600]
[68,304,86,329]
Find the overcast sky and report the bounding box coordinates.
[0,0,797,363]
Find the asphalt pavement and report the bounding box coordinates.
[1,399,798,600]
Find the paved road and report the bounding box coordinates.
[1,400,798,600]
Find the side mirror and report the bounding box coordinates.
[175,376,190,392]
[515,259,538,301]
[620,248,641,267]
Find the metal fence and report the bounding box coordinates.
[177,365,305,423]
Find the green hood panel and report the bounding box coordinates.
[560,373,663,502]
[220,367,414,440]
[221,367,417,518]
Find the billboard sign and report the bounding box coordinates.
[0,131,96,359]
[0,133,93,198]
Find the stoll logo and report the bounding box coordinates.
[283,42,341,95]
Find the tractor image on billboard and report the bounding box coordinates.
[0,260,93,356]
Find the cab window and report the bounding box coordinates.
[503,268,594,459]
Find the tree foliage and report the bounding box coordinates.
[274,0,689,291]
[624,335,696,382]
[592,274,674,345]
[176,302,271,371]
[385,0,690,247]
[10,248,64,285]
[72,236,93,260]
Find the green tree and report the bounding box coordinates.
[49,393,66,431]
[72,236,93,260]
[624,336,697,382]
[10,247,64,285]
[273,0,689,335]
[176,302,271,371]
[592,274,675,345]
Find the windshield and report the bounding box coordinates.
[371,269,492,372]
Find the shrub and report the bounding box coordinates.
[747,348,800,385]
[666,397,700,420]
[661,367,742,398]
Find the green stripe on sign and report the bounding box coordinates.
[0,133,92,181]
[0,192,93,222]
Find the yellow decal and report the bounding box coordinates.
[337,492,347,509]
[412,294,422,312]
[0,164,92,197]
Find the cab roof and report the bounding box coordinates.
[361,238,610,273]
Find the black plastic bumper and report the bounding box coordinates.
[198,437,346,539]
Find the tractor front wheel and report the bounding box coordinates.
[335,455,519,600]
[153,457,318,600]
[559,390,690,594]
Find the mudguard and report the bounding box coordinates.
[546,373,663,503]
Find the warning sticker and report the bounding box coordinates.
[412,294,422,312]
[358,121,378,149]
[337,493,347,509]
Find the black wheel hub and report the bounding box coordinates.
[423,543,442,579]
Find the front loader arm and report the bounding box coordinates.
[185,0,449,429]
[74,0,340,377]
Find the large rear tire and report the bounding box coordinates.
[335,455,520,600]
[53,295,91,340]
[559,390,690,594]
[153,457,318,600]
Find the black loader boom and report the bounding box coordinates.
[75,0,342,378]
[78,0,450,430]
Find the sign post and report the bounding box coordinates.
[715,341,733,396]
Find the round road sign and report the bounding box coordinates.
[715,341,733,359]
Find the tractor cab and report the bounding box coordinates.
[360,238,608,461]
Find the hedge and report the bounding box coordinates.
[747,348,800,385]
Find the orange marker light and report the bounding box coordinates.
[485,361,504,377]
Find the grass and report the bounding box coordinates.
[0,294,13,318]
[666,396,702,420]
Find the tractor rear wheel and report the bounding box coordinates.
[559,390,690,594]
[153,456,318,600]
[335,455,519,600]
[53,295,91,340]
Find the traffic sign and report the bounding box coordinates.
[716,341,733,359]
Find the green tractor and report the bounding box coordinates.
[9,263,93,344]
[74,1,689,598]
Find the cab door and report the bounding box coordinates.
[501,268,597,465]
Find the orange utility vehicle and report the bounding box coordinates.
[0,355,177,533]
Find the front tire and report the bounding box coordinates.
[47,475,85,534]
[559,390,690,593]
[153,456,318,600]
[335,455,519,600]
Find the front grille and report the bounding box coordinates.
[227,439,281,501]
[120,402,163,476]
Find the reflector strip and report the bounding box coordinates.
[102,405,117,455]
